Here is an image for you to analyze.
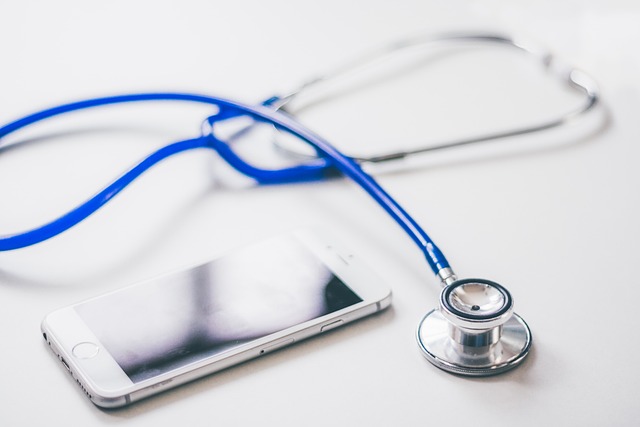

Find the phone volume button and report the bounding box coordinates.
[320,319,344,332]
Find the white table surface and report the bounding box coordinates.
[1,1,639,425]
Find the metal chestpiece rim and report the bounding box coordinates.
[416,278,532,376]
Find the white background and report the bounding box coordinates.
[1,1,639,425]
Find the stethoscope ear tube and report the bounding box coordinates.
[271,32,600,163]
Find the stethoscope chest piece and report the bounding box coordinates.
[417,278,532,376]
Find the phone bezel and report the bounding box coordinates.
[41,230,392,408]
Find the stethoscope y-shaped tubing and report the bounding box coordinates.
[0,93,228,140]
[0,93,451,275]
[205,104,450,273]
[0,136,210,251]
[0,32,601,264]
[0,93,222,251]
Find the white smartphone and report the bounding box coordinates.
[41,231,392,408]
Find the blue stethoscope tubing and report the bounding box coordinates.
[0,92,451,275]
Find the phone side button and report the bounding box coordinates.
[320,320,344,332]
[260,339,294,355]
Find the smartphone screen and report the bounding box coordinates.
[72,235,363,384]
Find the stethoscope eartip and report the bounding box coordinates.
[416,278,532,376]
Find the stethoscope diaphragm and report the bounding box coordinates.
[416,278,532,376]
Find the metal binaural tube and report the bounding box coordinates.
[271,32,600,164]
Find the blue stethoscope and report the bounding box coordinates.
[0,33,599,376]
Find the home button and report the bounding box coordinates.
[72,342,100,359]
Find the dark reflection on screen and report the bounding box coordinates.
[75,236,362,383]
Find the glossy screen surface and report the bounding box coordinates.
[74,236,362,383]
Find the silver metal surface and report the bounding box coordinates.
[448,281,506,315]
[441,280,514,330]
[271,32,600,163]
[417,309,532,376]
[448,322,502,347]
[416,279,531,376]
